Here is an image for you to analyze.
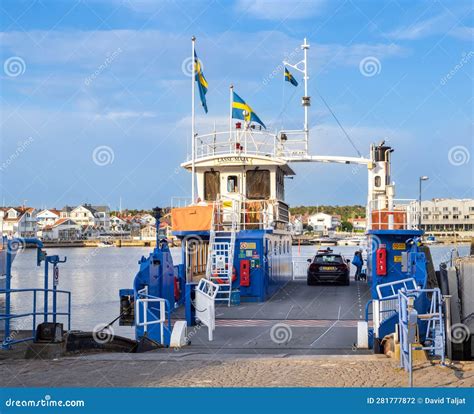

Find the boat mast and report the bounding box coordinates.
[302,38,310,154]
[229,84,233,145]
[283,38,310,156]
[191,36,196,203]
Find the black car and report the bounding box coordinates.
[307,252,350,286]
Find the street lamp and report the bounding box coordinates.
[418,176,429,229]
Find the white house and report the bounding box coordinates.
[36,209,61,229]
[70,204,110,231]
[0,207,37,238]
[138,214,156,226]
[308,213,340,232]
[42,218,81,241]
[290,216,304,235]
[110,215,128,231]
[348,217,367,231]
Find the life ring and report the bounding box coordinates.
[213,267,237,284]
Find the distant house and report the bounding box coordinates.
[110,215,128,231]
[308,213,340,233]
[36,209,61,230]
[348,217,367,231]
[138,222,170,241]
[0,207,37,238]
[140,223,156,241]
[60,206,73,218]
[42,218,81,241]
[290,216,303,235]
[70,204,110,231]
[137,213,156,226]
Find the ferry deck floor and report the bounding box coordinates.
[2,278,473,388]
[172,277,373,356]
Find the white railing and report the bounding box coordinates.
[192,129,278,160]
[171,197,193,209]
[276,130,308,159]
[292,257,310,280]
[135,287,168,344]
[195,278,219,340]
[210,198,289,231]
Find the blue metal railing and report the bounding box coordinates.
[0,288,71,348]
[1,237,71,349]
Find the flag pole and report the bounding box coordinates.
[191,36,196,203]
[229,84,233,145]
[302,37,310,154]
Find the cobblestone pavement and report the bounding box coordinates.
[0,356,472,388]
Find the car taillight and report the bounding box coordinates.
[309,264,318,272]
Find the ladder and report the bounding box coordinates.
[206,199,239,306]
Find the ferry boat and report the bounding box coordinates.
[114,37,453,358]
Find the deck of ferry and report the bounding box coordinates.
[174,277,373,355]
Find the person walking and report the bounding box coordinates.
[352,250,363,281]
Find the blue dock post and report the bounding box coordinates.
[4,243,13,347]
[52,264,57,324]
[44,259,49,323]
[45,255,67,324]
[2,238,44,349]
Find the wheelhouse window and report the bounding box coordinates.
[374,175,381,187]
[204,171,220,201]
[246,169,270,199]
[227,175,238,193]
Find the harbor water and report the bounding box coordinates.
[2,244,469,339]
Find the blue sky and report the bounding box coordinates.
[0,0,472,210]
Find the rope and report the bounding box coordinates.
[314,88,362,158]
[98,310,126,331]
[273,86,299,128]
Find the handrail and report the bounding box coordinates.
[135,290,172,345]
[210,198,289,230]
[365,296,401,322]
[0,288,71,348]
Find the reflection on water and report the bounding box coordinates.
[1,244,469,339]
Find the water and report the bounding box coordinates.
[2,243,469,339]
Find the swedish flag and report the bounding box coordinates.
[284,67,298,87]
[194,51,208,113]
[232,91,266,129]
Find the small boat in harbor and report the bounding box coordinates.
[337,235,367,246]
[312,237,339,246]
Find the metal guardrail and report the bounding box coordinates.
[193,130,278,160]
[292,258,309,280]
[398,288,446,387]
[0,288,71,348]
[211,198,289,231]
[195,278,219,340]
[135,288,171,346]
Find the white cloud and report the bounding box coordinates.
[449,26,474,41]
[387,11,472,41]
[309,123,410,157]
[96,111,157,120]
[236,0,326,21]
